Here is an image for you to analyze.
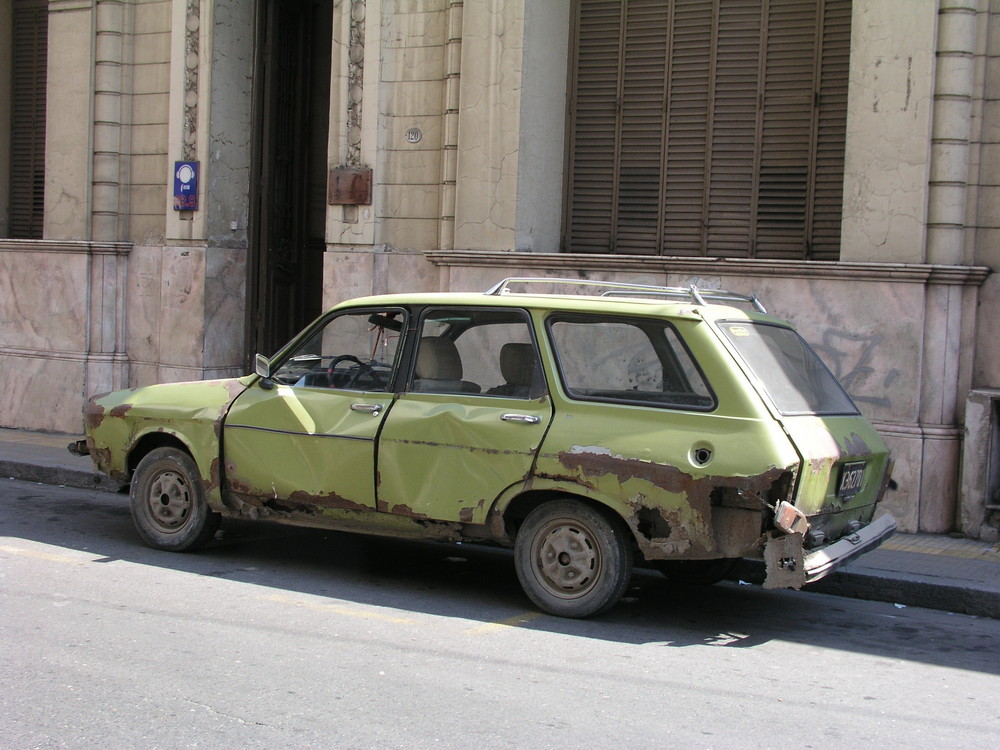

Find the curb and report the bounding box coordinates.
[0,460,121,494]
[732,560,1000,620]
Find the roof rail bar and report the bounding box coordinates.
[484,277,766,313]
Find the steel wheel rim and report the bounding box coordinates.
[531,517,602,600]
[146,470,192,533]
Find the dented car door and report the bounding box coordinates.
[376,307,552,523]
[221,308,404,515]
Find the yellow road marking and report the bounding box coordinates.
[466,611,543,635]
[0,544,87,565]
[260,592,418,624]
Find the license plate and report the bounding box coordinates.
[837,461,866,499]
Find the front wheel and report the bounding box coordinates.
[514,499,632,618]
[130,447,220,551]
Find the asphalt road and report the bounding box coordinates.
[2,479,998,749]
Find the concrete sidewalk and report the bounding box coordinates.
[2,426,998,619]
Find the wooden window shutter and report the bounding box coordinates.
[565,0,625,254]
[10,0,48,240]
[811,0,851,260]
[565,0,851,260]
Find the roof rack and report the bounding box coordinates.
[484,277,767,313]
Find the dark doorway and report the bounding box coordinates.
[248,0,332,361]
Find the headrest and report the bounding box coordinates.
[499,342,535,387]
[415,337,463,380]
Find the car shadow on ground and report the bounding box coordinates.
[4,480,998,675]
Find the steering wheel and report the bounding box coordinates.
[326,354,383,389]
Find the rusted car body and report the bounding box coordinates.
[74,278,896,617]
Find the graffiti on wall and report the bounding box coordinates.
[811,329,901,410]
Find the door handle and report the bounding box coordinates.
[351,403,383,416]
[500,413,540,424]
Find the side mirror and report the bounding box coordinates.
[254,353,271,379]
[255,354,275,390]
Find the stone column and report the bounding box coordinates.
[927,0,982,265]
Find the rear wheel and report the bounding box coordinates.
[130,447,220,551]
[514,499,632,618]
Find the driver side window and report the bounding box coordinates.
[270,309,404,392]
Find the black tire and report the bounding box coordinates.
[130,447,220,552]
[514,499,632,618]
[654,557,740,585]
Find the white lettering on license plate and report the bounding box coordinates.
[838,461,866,498]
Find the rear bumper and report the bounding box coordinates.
[803,512,897,583]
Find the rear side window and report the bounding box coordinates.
[411,308,545,398]
[719,321,859,416]
[547,314,714,410]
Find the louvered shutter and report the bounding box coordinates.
[755,0,819,258]
[705,0,763,257]
[811,0,851,260]
[10,0,48,240]
[565,0,623,254]
[565,0,851,260]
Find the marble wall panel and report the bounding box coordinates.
[0,249,89,351]
[126,245,163,366]
[156,365,209,384]
[0,353,85,433]
[325,251,376,302]
[129,362,160,389]
[382,252,440,294]
[158,246,206,368]
[918,430,962,533]
[876,430,922,532]
[203,247,247,370]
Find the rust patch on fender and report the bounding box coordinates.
[286,489,369,513]
[556,447,785,559]
[389,503,429,519]
[85,398,108,430]
[264,498,317,515]
[557,448,784,507]
[458,498,487,524]
[109,403,133,419]
[205,457,221,493]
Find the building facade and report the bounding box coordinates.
[1,0,998,539]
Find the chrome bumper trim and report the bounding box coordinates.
[804,512,897,583]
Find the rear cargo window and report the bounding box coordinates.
[720,322,859,416]
[547,314,715,410]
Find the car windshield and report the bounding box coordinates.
[719,321,859,416]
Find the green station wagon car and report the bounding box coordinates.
[73,278,896,617]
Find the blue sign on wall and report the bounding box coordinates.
[173,161,199,211]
